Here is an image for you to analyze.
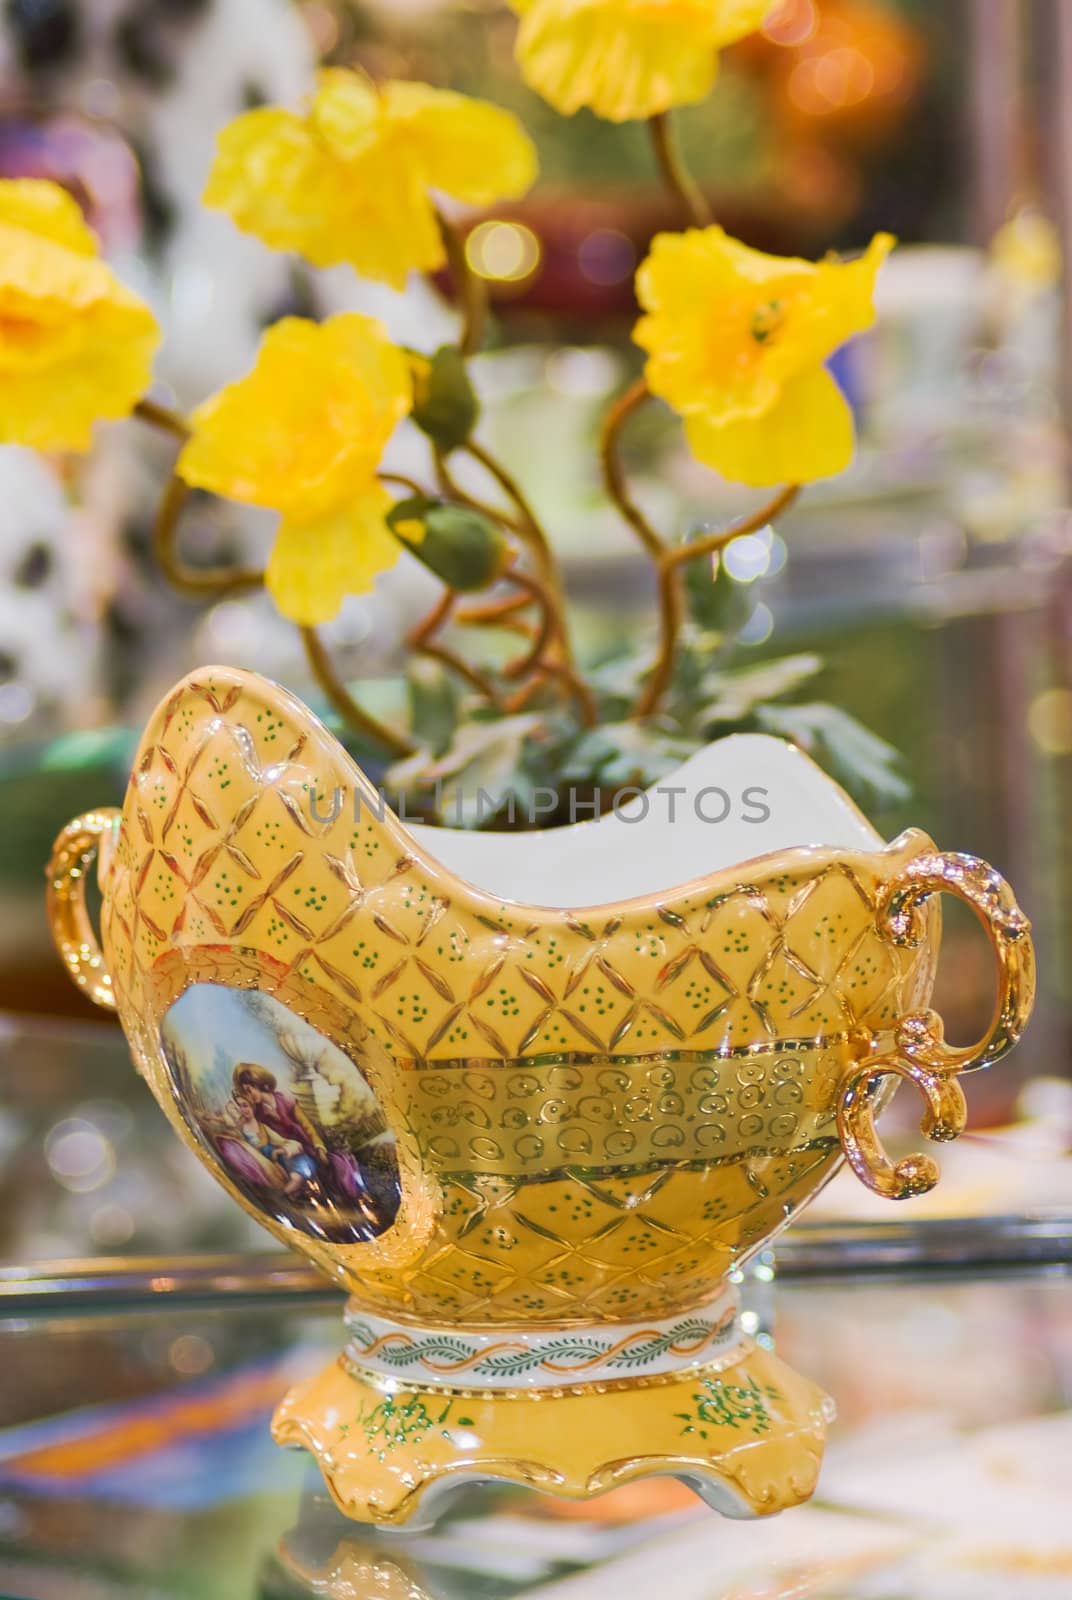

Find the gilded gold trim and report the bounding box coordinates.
[45,811,120,1011]
[838,852,1036,1199]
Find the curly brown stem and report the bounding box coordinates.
[501,574,555,681]
[634,564,686,720]
[649,110,712,229]
[138,400,266,596]
[548,663,600,726]
[599,375,682,718]
[408,589,507,709]
[435,208,488,358]
[636,484,801,719]
[599,377,665,560]
[378,469,435,499]
[601,380,801,718]
[503,659,598,723]
[503,670,553,713]
[427,213,586,715]
[135,397,190,440]
[664,484,801,570]
[455,591,532,626]
[506,570,598,726]
[300,626,414,759]
[447,439,582,694]
[433,446,524,536]
[462,440,560,580]
[482,616,534,639]
[426,561,595,726]
[152,474,265,597]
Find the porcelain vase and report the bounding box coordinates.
[47,667,1035,1524]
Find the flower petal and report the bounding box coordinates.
[266,485,401,625]
[683,364,855,486]
[636,227,893,423]
[514,0,770,121]
[636,227,815,417]
[208,72,534,287]
[309,68,381,160]
[385,81,538,203]
[709,0,777,49]
[205,96,445,288]
[204,107,338,257]
[0,295,159,450]
[0,179,98,257]
[0,213,158,450]
[0,223,132,328]
[317,163,444,289]
[790,231,895,372]
[178,314,411,518]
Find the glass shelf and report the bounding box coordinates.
[2,1212,1072,1319]
[1,1231,1071,1599]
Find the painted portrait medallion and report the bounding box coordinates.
[160,983,401,1243]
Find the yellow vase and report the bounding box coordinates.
[47,666,1035,1525]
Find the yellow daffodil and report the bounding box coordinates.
[0,178,159,451]
[634,227,894,485]
[177,314,412,625]
[205,70,538,291]
[510,0,773,122]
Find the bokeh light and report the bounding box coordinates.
[763,0,819,47]
[168,1334,215,1376]
[738,603,775,646]
[466,220,542,283]
[724,531,774,583]
[89,1202,135,1247]
[789,46,877,114]
[577,228,636,287]
[44,1118,115,1193]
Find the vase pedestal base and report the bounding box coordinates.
[272,1333,832,1529]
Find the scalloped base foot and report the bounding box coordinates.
[272,1340,832,1528]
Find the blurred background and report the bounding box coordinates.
[1,0,1072,1252]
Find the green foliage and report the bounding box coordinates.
[689,654,823,732]
[681,547,752,636]
[405,660,462,759]
[755,702,910,812]
[388,713,546,827]
[384,639,906,831]
[556,721,699,792]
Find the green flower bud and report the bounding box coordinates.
[407,345,479,452]
[388,495,510,592]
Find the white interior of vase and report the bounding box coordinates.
[406,733,884,909]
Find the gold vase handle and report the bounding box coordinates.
[46,810,120,1012]
[837,851,1036,1200]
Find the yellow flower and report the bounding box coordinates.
[510,0,773,122]
[205,70,538,291]
[634,227,894,485]
[177,314,412,625]
[0,178,159,451]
